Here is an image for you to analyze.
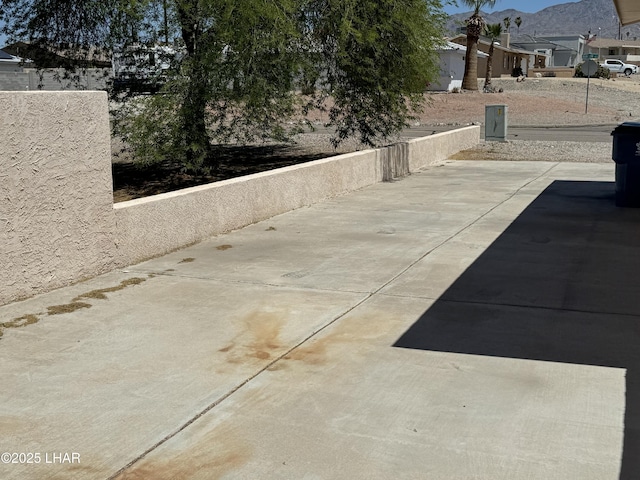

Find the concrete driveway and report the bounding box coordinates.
[1,160,637,479]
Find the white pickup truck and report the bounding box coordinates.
[600,59,638,76]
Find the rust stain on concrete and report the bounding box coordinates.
[244,311,284,361]
[285,336,332,365]
[284,315,381,366]
[218,344,234,353]
[220,310,285,364]
[266,362,288,372]
[115,426,251,480]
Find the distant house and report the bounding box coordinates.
[0,42,110,91]
[111,44,179,93]
[449,33,538,78]
[2,41,111,69]
[537,35,586,67]
[585,37,640,66]
[428,41,488,92]
[510,35,587,69]
[0,49,22,72]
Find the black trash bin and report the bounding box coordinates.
[612,122,640,207]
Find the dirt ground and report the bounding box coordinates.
[112,76,640,202]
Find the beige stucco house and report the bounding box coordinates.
[449,33,539,78]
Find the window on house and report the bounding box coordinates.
[609,48,616,55]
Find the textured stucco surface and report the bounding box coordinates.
[408,125,480,171]
[0,91,116,305]
[114,127,480,267]
[113,150,382,267]
[1,92,478,304]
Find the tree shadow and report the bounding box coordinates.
[394,180,640,479]
[112,144,339,202]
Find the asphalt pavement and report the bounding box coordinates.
[1,158,638,479]
[307,123,618,142]
[401,124,618,142]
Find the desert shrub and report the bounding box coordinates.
[575,63,611,79]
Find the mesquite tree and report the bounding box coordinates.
[1,0,447,172]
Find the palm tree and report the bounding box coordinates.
[503,17,511,32]
[461,0,497,91]
[484,23,503,89]
[515,16,522,34]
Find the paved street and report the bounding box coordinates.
[401,124,618,142]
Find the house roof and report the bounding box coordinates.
[2,41,111,68]
[613,0,640,26]
[0,49,21,63]
[510,35,575,52]
[587,37,640,48]
[439,41,488,57]
[449,35,539,57]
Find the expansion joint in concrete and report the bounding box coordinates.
[371,163,560,296]
[107,291,374,479]
[436,297,640,319]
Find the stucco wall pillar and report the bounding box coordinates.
[0,91,116,305]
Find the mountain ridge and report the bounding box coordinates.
[446,0,640,40]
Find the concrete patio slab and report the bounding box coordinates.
[115,294,626,480]
[1,160,637,479]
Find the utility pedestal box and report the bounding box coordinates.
[485,104,508,141]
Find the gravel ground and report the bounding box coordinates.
[417,76,640,164]
[292,76,640,163]
[450,139,612,163]
[421,76,640,126]
[114,75,638,199]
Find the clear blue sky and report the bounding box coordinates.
[443,0,574,14]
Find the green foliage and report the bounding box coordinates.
[483,23,502,86]
[484,23,503,40]
[306,0,446,147]
[0,0,152,55]
[459,0,497,15]
[514,16,522,32]
[575,62,611,79]
[3,0,448,173]
[461,0,498,91]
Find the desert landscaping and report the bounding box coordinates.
[112,75,640,202]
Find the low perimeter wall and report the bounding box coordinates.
[1,91,479,305]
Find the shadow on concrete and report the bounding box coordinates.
[394,180,640,479]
